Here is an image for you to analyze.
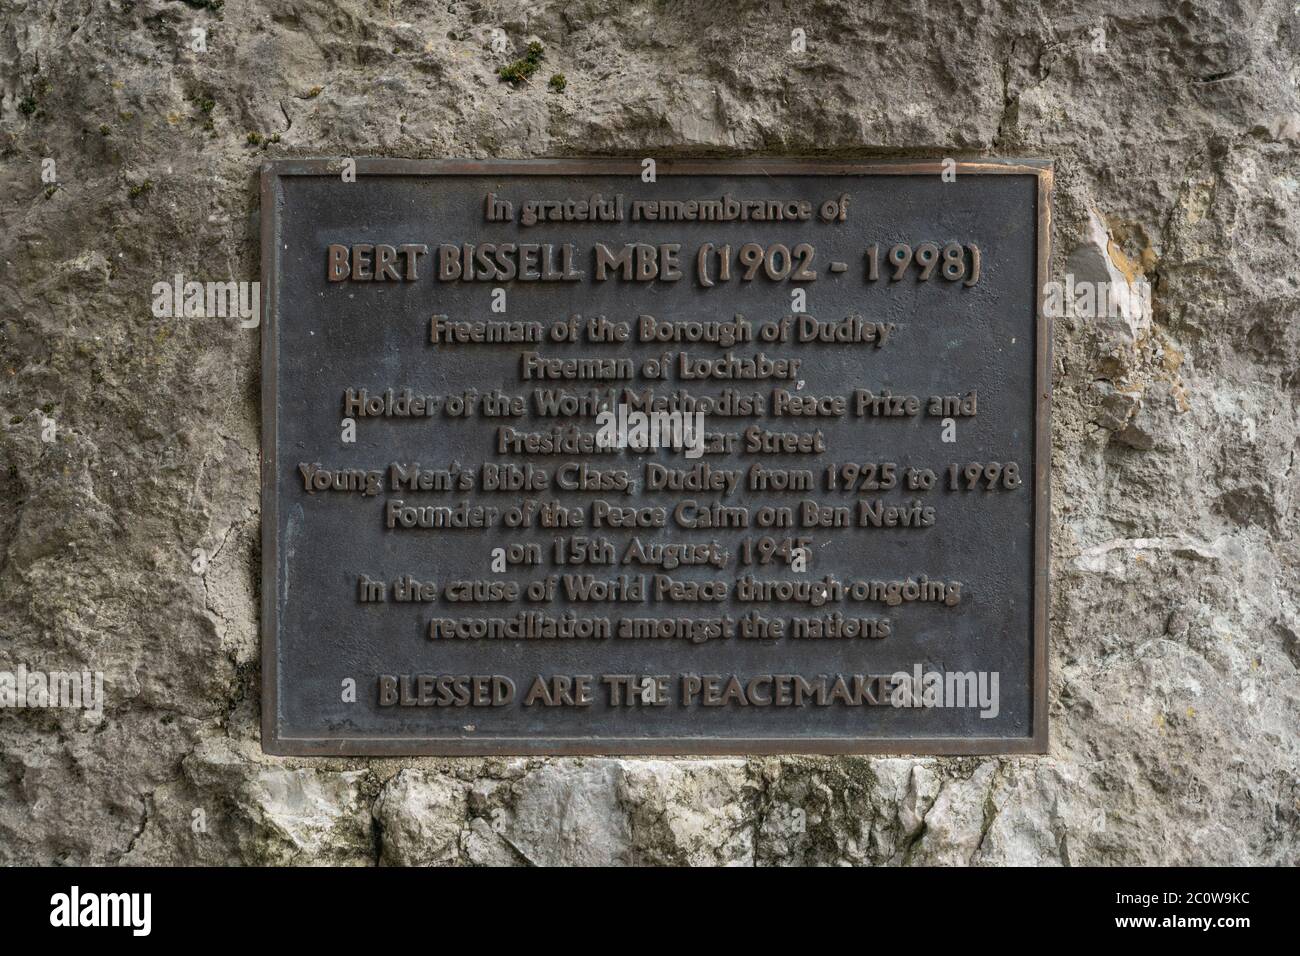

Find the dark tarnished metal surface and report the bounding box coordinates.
[260,159,1052,756]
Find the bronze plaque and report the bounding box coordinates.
[260,159,1051,755]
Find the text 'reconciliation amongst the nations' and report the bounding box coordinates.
[261,160,1051,755]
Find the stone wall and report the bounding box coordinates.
[0,0,1296,865]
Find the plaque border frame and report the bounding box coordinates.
[260,158,1053,757]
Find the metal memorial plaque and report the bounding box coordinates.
[260,159,1051,755]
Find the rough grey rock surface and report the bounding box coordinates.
[1,0,1297,865]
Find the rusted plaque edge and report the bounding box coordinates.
[259,158,1053,757]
